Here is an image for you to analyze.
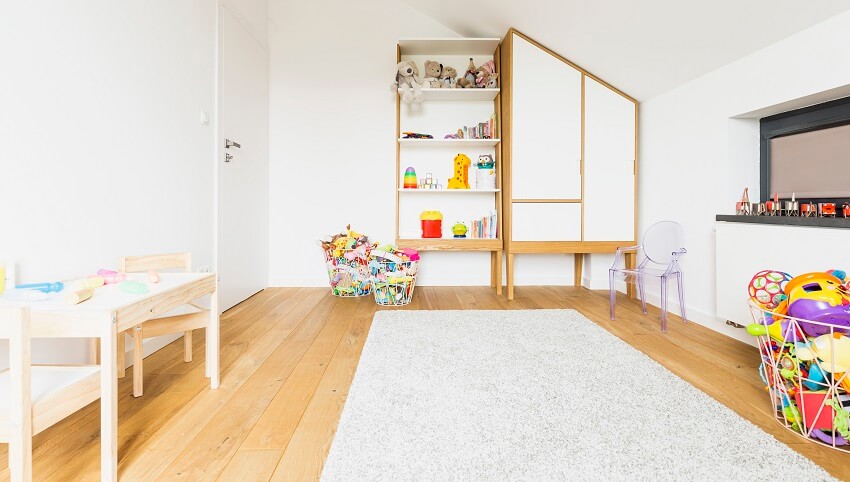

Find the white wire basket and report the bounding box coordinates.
[749,300,850,451]
[323,248,373,297]
[369,254,418,306]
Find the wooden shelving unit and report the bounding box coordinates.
[396,37,504,294]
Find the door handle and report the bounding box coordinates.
[225,139,241,149]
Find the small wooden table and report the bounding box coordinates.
[26,272,219,481]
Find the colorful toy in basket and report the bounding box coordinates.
[786,272,850,337]
[748,269,792,309]
[369,245,419,306]
[318,225,375,297]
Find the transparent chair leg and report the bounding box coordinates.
[660,275,668,332]
[677,272,687,323]
[609,269,616,320]
[637,274,647,314]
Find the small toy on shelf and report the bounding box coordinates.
[402,132,433,139]
[440,66,457,88]
[801,202,817,217]
[844,203,850,218]
[766,193,783,216]
[785,193,800,216]
[754,203,766,216]
[420,211,443,238]
[474,60,497,88]
[403,167,418,189]
[486,73,499,88]
[475,155,496,190]
[455,58,476,88]
[422,60,443,88]
[819,203,837,217]
[418,172,441,190]
[394,61,423,104]
[447,153,471,189]
[736,187,751,215]
[451,222,468,238]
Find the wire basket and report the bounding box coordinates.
[749,300,850,451]
[323,247,372,297]
[369,254,418,306]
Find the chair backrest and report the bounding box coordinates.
[118,252,191,273]
[0,306,33,480]
[642,221,685,265]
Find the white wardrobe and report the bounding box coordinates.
[501,30,638,299]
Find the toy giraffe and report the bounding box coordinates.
[448,153,471,189]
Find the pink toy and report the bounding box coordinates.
[147,270,160,283]
[400,248,420,261]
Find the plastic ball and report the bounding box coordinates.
[748,270,793,309]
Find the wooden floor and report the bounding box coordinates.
[2,286,849,480]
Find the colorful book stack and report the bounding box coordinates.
[466,211,498,239]
[460,113,498,140]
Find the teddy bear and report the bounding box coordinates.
[475,60,497,88]
[422,60,443,88]
[393,60,423,103]
[486,72,499,88]
[456,58,477,88]
[440,66,458,88]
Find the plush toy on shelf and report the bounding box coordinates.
[448,153,471,189]
[423,60,443,88]
[440,66,458,88]
[475,60,497,88]
[456,58,476,88]
[394,60,423,104]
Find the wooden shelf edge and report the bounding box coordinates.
[508,240,636,254]
[397,238,502,251]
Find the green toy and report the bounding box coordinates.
[119,280,149,295]
[829,398,850,439]
[451,222,468,238]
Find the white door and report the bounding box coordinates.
[583,76,636,241]
[217,5,269,311]
[511,33,582,200]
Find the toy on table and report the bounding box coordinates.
[785,193,800,216]
[403,167,418,189]
[120,281,149,295]
[147,270,160,283]
[97,269,126,285]
[402,132,433,139]
[451,222,468,238]
[820,203,837,218]
[447,153,471,189]
[801,202,817,217]
[65,288,94,305]
[16,281,64,293]
[420,211,443,238]
[735,188,751,215]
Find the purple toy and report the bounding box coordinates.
[788,299,850,337]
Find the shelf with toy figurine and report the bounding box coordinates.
[397,188,500,193]
[396,237,501,252]
[398,138,500,147]
[397,87,499,102]
[398,38,501,56]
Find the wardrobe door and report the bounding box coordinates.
[510,33,582,201]
[512,203,581,241]
[583,77,636,241]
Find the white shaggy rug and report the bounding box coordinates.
[322,310,834,481]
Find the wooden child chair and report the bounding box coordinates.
[0,306,103,481]
[117,252,207,397]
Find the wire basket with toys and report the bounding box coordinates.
[318,225,375,297]
[746,268,850,450]
[368,245,420,306]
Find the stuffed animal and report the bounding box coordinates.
[475,60,497,88]
[440,66,457,88]
[423,60,443,88]
[394,60,423,103]
[486,72,499,88]
[455,58,476,88]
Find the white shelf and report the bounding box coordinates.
[399,88,499,102]
[398,138,500,147]
[398,38,500,56]
[398,188,500,193]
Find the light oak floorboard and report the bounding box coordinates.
[2,287,848,481]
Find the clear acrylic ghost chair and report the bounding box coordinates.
[609,221,687,332]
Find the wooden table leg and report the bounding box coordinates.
[117,333,125,378]
[100,317,118,481]
[132,327,143,397]
[489,252,497,289]
[208,284,220,389]
[626,252,637,299]
[506,253,515,300]
[495,250,503,296]
[574,253,583,287]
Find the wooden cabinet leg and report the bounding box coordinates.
[88,338,100,364]
[574,253,583,287]
[506,253,515,300]
[495,250,503,296]
[490,252,497,289]
[626,252,637,299]
[184,330,193,362]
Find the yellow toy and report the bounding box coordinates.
[448,153,471,189]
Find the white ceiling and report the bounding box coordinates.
[399,0,850,100]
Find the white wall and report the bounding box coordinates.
[267,0,580,287]
[0,1,217,364]
[639,9,850,342]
